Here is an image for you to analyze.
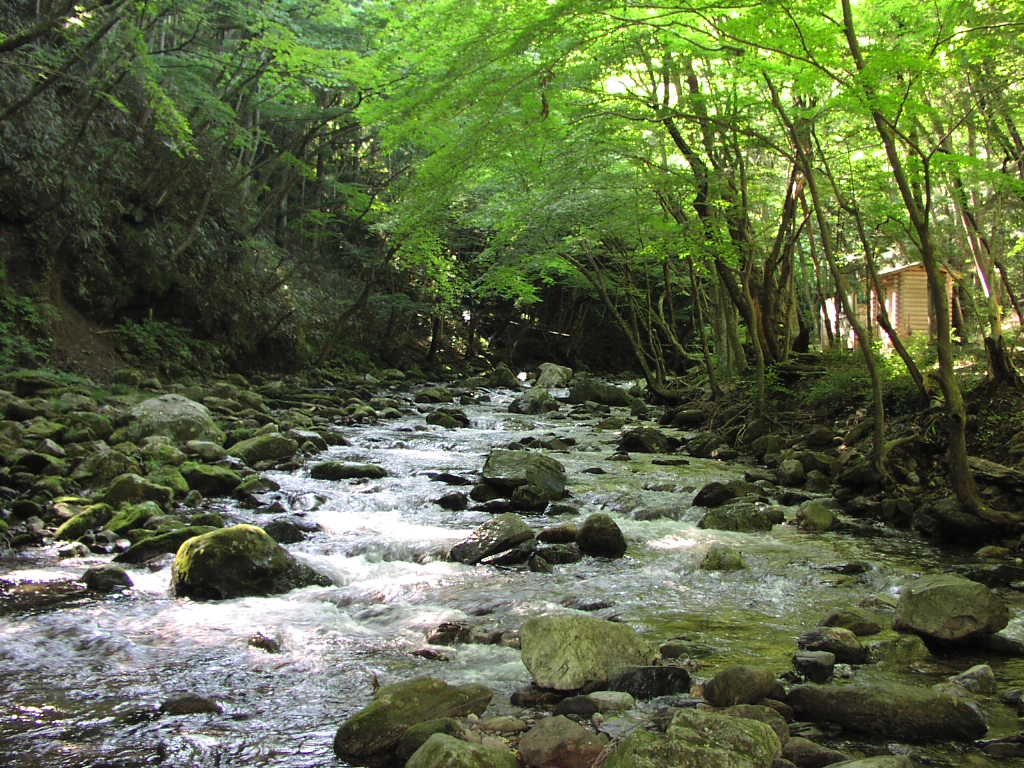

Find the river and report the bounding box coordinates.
[1,383,1023,766]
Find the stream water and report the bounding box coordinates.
[2,384,1024,767]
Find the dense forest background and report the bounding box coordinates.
[2,0,1023,485]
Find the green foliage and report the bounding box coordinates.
[0,292,54,370]
[114,319,221,376]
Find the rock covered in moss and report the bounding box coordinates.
[703,666,781,707]
[333,677,493,764]
[576,513,626,558]
[112,394,224,444]
[788,681,986,741]
[100,473,174,508]
[54,503,113,540]
[227,433,298,465]
[700,543,747,571]
[406,733,517,768]
[894,573,1008,643]
[309,461,386,480]
[518,715,607,768]
[114,525,218,564]
[481,449,567,501]
[449,513,533,565]
[182,463,241,496]
[82,565,133,592]
[171,524,330,600]
[602,708,781,768]
[519,614,657,691]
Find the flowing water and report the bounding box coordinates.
[2,385,1023,767]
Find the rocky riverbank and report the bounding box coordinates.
[2,362,1024,767]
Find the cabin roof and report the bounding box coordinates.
[876,262,956,279]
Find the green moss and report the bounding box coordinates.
[54,503,113,540]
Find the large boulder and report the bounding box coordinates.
[698,503,783,533]
[535,363,573,388]
[100,473,174,508]
[333,677,492,764]
[519,614,657,691]
[617,428,672,454]
[171,524,331,600]
[406,733,517,768]
[787,682,987,741]
[182,463,242,496]
[481,449,567,501]
[576,513,627,558]
[894,573,1009,643]
[227,433,299,465]
[310,461,387,480]
[567,377,634,407]
[113,394,224,444]
[602,708,781,768]
[449,514,534,565]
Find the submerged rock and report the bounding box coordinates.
[519,614,657,691]
[333,677,492,764]
[788,682,987,741]
[171,524,330,600]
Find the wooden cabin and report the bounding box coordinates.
[821,262,954,349]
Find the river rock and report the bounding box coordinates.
[893,573,1009,643]
[406,733,517,768]
[948,663,997,694]
[787,682,987,741]
[82,564,133,592]
[618,427,671,454]
[576,513,626,558]
[535,363,573,388]
[228,433,299,465]
[182,463,241,496]
[114,525,216,564]
[793,651,835,683]
[71,447,139,487]
[795,500,835,532]
[487,364,521,388]
[828,760,913,768]
[700,543,747,571]
[99,473,174,509]
[415,386,455,403]
[698,503,782,533]
[55,503,113,540]
[519,614,657,691]
[171,524,330,600]
[603,708,781,768]
[822,607,882,636]
[606,665,691,699]
[333,677,492,764]
[262,516,318,544]
[449,513,533,564]
[777,458,806,486]
[782,736,849,767]
[693,481,737,508]
[113,394,224,444]
[796,627,867,664]
[703,665,781,707]
[567,377,634,407]
[509,388,561,415]
[481,449,566,501]
[309,461,387,480]
[519,715,608,768]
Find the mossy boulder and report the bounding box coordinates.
[406,733,517,768]
[182,463,242,496]
[100,473,174,509]
[567,377,635,407]
[894,573,1009,643]
[508,388,561,415]
[54,503,113,541]
[71,448,140,487]
[414,386,455,403]
[147,466,189,497]
[107,501,161,534]
[700,543,747,571]
[112,394,224,445]
[481,449,567,501]
[171,524,331,600]
[227,433,298,466]
[576,513,627,558]
[698,503,783,533]
[333,677,493,764]
[603,708,781,768]
[449,513,534,565]
[520,614,657,691]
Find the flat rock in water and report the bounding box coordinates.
[519,614,657,691]
[309,461,387,480]
[894,573,1008,643]
[788,682,987,741]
